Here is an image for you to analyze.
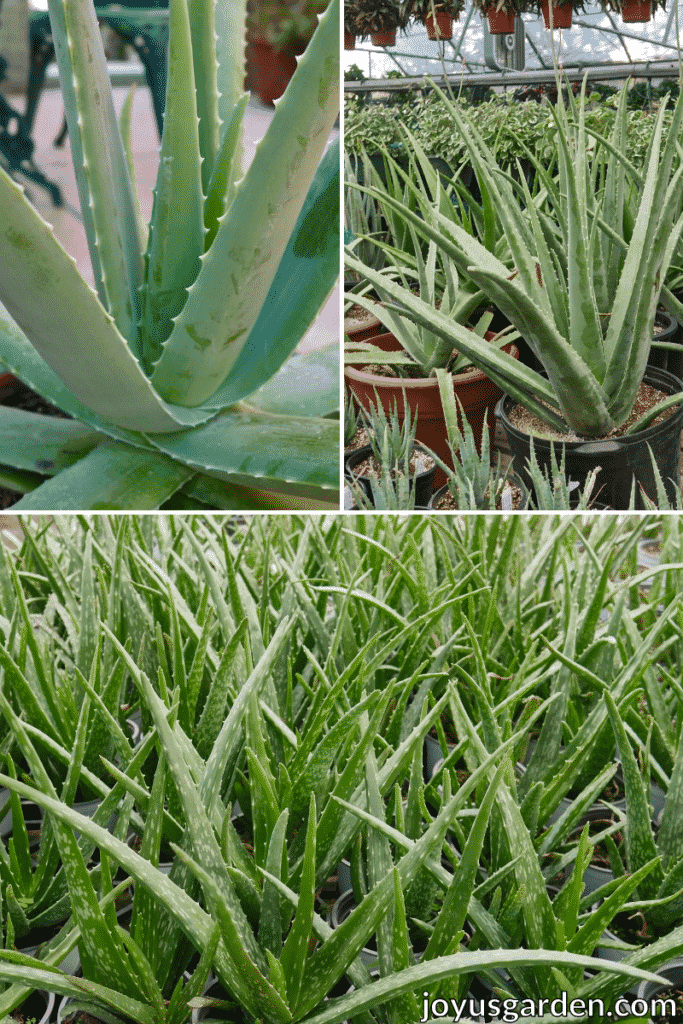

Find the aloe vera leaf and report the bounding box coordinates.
[46,0,143,346]
[119,85,147,252]
[150,0,339,405]
[140,0,205,369]
[171,845,292,1023]
[187,0,220,192]
[0,712,145,1000]
[424,760,506,962]
[466,264,614,436]
[279,794,317,1008]
[548,91,606,379]
[143,407,339,501]
[0,957,155,1024]
[604,93,683,403]
[259,809,290,956]
[605,691,662,898]
[11,441,194,511]
[0,178,215,433]
[204,94,250,250]
[658,725,683,869]
[300,948,663,1024]
[0,757,288,1022]
[0,404,100,477]
[243,347,338,420]
[131,753,167,968]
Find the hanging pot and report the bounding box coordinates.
[344,30,356,48]
[497,365,683,510]
[345,331,518,489]
[541,0,572,26]
[425,11,454,38]
[485,8,516,33]
[620,0,651,20]
[370,27,397,45]
[249,37,298,104]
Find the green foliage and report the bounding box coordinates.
[0,0,339,510]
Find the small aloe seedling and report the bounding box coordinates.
[344,388,361,448]
[0,0,339,510]
[429,368,516,509]
[525,443,602,510]
[363,395,419,474]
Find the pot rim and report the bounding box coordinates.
[345,332,519,390]
[498,364,683,449]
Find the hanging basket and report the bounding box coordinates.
[620,0,651,19]
[541,0,572,26]
[344,30,356,48]
[425,11,455,37]
[370,26,397,44]
[485,8,516,33]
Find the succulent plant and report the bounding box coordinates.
[0,0,339,510]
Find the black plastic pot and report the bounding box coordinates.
[498,365,683,510]
[648,310,681,372]
[328,891,377,967]
[345,442,437,508]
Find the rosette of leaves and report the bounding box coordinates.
[344,0,408,39]
[0,0,339,511]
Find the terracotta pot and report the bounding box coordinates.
[620,0,650,19]
[541,0,572,27]
[370,27,397,45]
[344,304,383,345]
[485,8,516,33]
[249,37,297,104]
[344,30,356,48]
[425,11,454,38]
[344,331,518,488]
[0,372,20,398]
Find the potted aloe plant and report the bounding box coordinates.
[348,78,683,509]
[344,0,407,46]
[345,157,520,477]
[0,0,339,511]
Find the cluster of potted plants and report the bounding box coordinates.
[4,513,683,1024]
[344,0,664,44]
[345,74,683,509]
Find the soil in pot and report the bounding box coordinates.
[429,474,527,511]
[651,984,683,1024]
[500,367,683,510]
[0,382,72,506]
[344,303,383,345]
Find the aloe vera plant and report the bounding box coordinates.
[0,0,339,510]
[346,77,683,439]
